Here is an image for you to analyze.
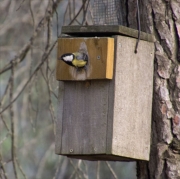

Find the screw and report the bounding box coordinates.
[97,56,100,60]
[69,149,73,153]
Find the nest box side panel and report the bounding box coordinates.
[57,80,110,155]
[55,82,64,154]
[56,37,114,80]
[111,36,154,160]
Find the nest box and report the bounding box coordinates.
[55,25,155,161]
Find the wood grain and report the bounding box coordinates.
[111,35,154,160]
[56,37,114,80]
[55,35,154,161]
[60,80,110,155]
[61,25,155,42]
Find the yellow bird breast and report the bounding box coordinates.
[72,59,87,67]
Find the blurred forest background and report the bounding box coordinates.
[0,0,136,178]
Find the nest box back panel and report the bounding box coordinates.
[56,37,114,81]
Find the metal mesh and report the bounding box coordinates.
[92,0,122,25]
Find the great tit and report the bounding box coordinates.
[60,52,88,68]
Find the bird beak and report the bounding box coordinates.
[58,56,62,60]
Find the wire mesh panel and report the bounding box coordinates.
[92,0,122,25]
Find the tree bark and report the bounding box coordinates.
[133,0,180,178]
[92,0,180,178]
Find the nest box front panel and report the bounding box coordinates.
[56,37,114,80]
[58,80,110,155]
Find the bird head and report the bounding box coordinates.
[59,52,88,68]
[60,53,75,62]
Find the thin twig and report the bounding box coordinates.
[27,74,38,132]
[69,1,72,21]
[134,0,141,53]
[78,160,88,179]
[0,77,11,107]
[96,161,100,179]
[16,0,25,11]
[0,77,11,130]
[73,0,75,18]
[29,0,35,31]
[82,161,88,177]
[69,160,83,179]
[10,62,18,179]
[68,0,87,25]
[16,158,28,179]
[63,1,69,25]
[35,143,54,178]
[82,0,86,24]
[45,17,57,135]
[40,69,58,100]
[82,0,90,25]
[0,153,8,179]
[1,114,10,131]
[52,0,59,37]
[69,159,88,179]
[52,156,61,179]
[0,133,11,145]
[0,1,56,76]
[105,162,118,179]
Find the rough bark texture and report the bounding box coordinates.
[129,0,180,178]
[92,0,180,177]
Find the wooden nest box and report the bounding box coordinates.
[55,25,155,161]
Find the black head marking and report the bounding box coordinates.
[59,53,75,67]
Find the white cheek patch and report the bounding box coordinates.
[63,55,73,62]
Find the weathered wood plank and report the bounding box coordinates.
[66,154,133,161]
[61,25,155,42]
[56,37,114,80]
[55,82,64,154]
[59,80,110,155]
[111,35,154,160]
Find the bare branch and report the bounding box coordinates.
[0,77,11,108]
[96,161,100,179]
[52,156,61,179]
[68,0,87,25]
[44,16,57,135]
[82,0,90,25]
[16,0,26,11]
[52,0,59,37]
[29,0,35,30]
[0,153,8,179]
[0,132,11,146]
[40,68,58,100]
[0,40,57,115]
[35,143,54,179]
[16,158,28,179]
[69,159,83,179]
[10,62,18,179]
[105,162,118,179]
[69,159,88,179]
[0,1,57,76]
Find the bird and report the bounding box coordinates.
[60,52,88,68]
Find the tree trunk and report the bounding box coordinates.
[92,0,180,178]
[134,0,180,178]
